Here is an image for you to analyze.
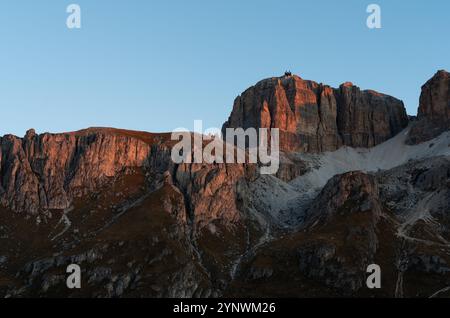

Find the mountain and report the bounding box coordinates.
[0,71,449,298]
[407,70,450,144]
[222,75,409,152]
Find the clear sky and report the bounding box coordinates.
[1,0,449,136]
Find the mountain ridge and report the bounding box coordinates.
[0,70,449,298]
[222,73,409,152]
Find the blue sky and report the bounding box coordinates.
[0,0,449,136]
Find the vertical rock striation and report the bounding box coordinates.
[223,75,409,152]
[407,70,450,144]
[0,128,152,214]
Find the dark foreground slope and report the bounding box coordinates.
[228,158,450,298]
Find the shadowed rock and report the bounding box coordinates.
[408,70,450,144]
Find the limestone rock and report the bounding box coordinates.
[304,171,383,228]
[0,128,152,214]
[223,74,409,152]
[408,70,450,144]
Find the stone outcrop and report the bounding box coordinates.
[0,128,152,214]
[418,70,450,122]
[174,163,250,228]
[296,171,386,293]
[0,130,257,298]
[146,142,253,228]
[304,171,383,228]
[1,71,450,298]
[0,128,253,231]
[407,70,450,144]
[223,75,409,152]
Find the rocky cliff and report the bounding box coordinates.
[0,128,154,214]
[0,128,253,230]
[1,71,449,298]
[223,75,409,152]
[0,129,257,297]
[408,70,450,144]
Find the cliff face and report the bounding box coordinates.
[0,128,252,231]
[0,129,258,298]
[418,70,450,121]
[304,171,383,228]
[222,75,409,152]
[146,143,254,229]
[297,171,385,293]
[0,128,152,214]
[408,70,450,144]
[1,71,450,298]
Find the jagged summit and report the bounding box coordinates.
[0,70,450,298]
[223,73,409,152]
[341,81,354,87]
[407,69,450,144]
[418,69,449,119]
[14,127,173,146]
[24,129,36,139]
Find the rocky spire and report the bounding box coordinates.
[407,70,450,144]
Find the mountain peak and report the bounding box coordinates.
[435,69,449,76]
[25,128,36,139]
[407,70,450,144]
[223,74,408,152]
[341,81,354,88]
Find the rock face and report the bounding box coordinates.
[408,70,450,144]
[0,129,257,298]
[231,159,450,297]
[1,71,450,298]
[295,172,385,293]
[223,75,409,152]
[0,128,152,214]
[304,171,383,228]
[418,70,450,121]
[0,128,252,230]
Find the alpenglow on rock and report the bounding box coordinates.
[0,128,152,213]
[222,74,409,152]
[407,70,450,144]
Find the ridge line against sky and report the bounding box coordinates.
[0,0,449,136]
